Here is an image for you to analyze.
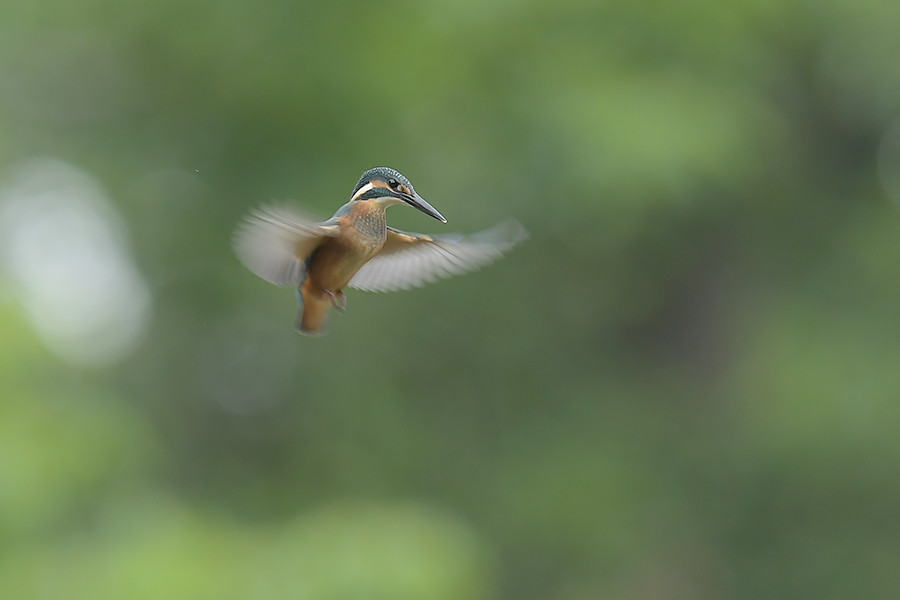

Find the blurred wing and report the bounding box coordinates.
[349,218,527,293]
[233,204,339,286]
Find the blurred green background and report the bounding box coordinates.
[2,0,900,598]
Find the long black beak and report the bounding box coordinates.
[402,192,447,223]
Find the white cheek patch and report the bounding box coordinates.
[350,182,374,201]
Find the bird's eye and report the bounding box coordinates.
[388,179,399,190]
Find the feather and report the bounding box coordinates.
[348,218,528,293]
[232,204,338,286]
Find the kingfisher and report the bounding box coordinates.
[233,167,526,335]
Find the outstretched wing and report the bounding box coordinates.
[348,218,527,293]
[233,204,339,286]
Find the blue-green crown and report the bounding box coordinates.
[351,167,415,197]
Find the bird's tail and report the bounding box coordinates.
[295,292,331,336]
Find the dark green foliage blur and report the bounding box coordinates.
[2,0,900,598]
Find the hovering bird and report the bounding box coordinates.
[233,167,526,335]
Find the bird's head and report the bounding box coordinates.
[349,167,446,223]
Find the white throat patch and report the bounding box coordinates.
[350,182,374,202]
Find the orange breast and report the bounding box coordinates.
[306,201,386,292]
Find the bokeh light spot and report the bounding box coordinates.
[0,158,152,367]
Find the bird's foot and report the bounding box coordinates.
[333,290,346,312]
[323,289,347,312]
